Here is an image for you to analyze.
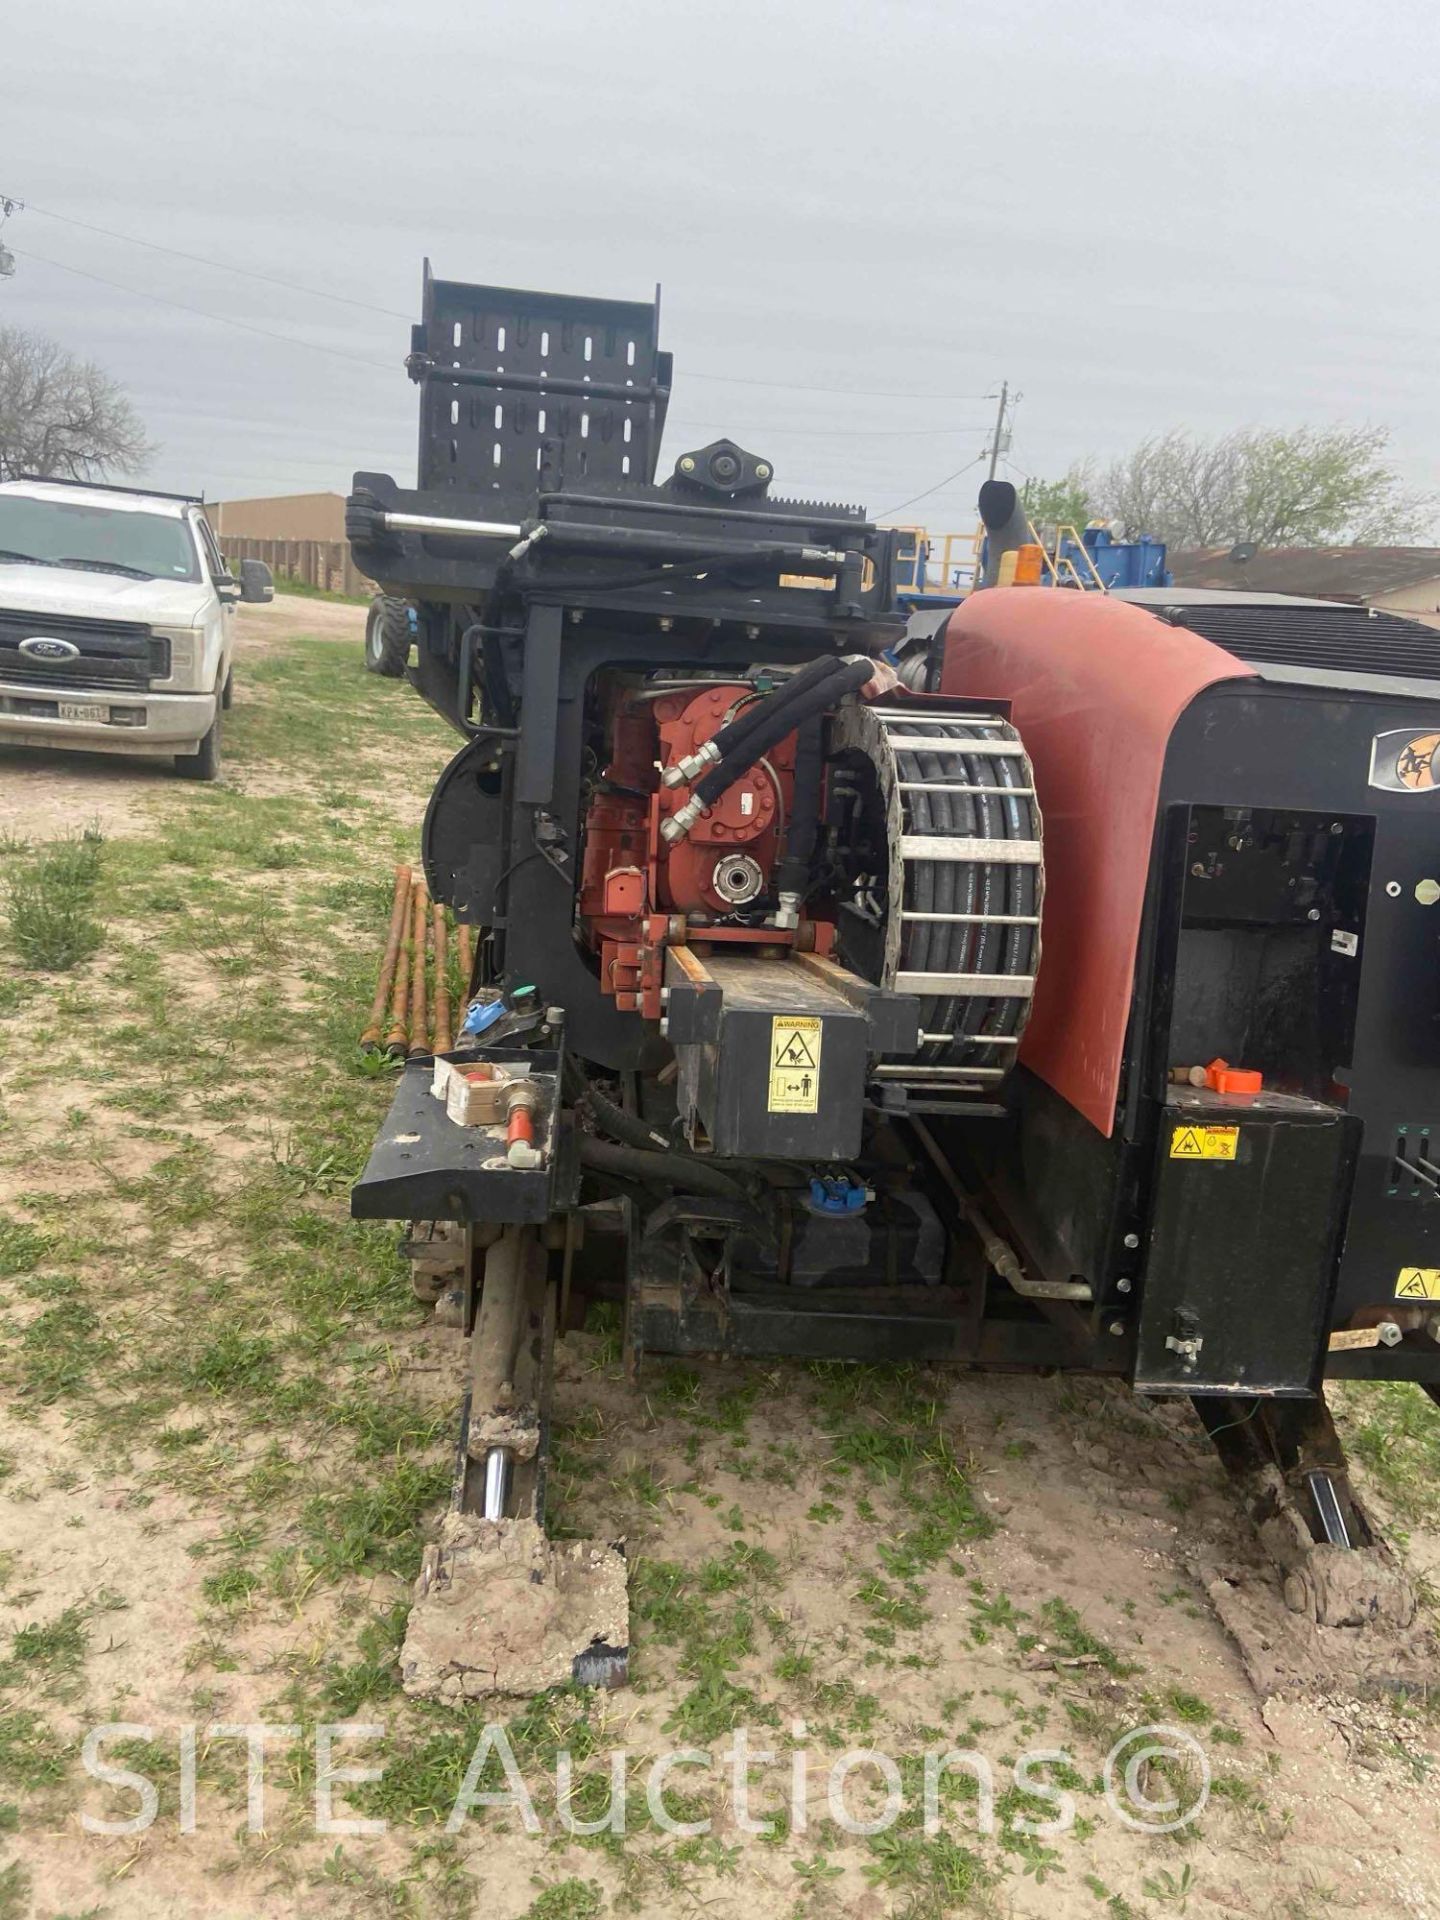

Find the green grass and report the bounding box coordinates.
[0,625,471,1883]
[0,607,1365,1914]
[7,1607,90,1683]
[4,831,105,970]
[0,1859,30,1920]
[523,1878,604,1919]
[1037,1597,1136,1678]
[273,574,372,606]
[1338,1380,1440,1525]
[0,1711,69,1791]
[11,1280,110,1406]
[0,1217,51,1277]
[864,1822,996,1917]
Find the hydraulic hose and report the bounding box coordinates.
[580,1086,671,1153]
[703,653,847,765]
[692,655,874,812]
[775,715,824,900]
[576,1133,755,1203]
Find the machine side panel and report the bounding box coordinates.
[1136,1093,1358,1396]
[1161,679,1440,1334]
[939,589,1255,1136]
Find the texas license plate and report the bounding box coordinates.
[57,703,94,723]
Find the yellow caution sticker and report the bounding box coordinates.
[1395,1267,1440,1301]
[1169,1124,1239,1161]
[769,1015,822,1113]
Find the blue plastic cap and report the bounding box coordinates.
[808,1175,868,1215]
[459,998,507,1037]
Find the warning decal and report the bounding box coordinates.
[1395,1267,1440,1301]
[1169,1124,1240,1161]
[769,1015,822,1113]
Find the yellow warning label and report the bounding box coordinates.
[1169,1124,1240,1161]
[769,1015,822,1113]
[1395,1266,1440,1301]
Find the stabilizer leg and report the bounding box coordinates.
[1189,1389,1430,1695]
[402,1223,630,1701]
[1195,1392,1415,1630]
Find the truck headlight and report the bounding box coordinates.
[154,626,201,683]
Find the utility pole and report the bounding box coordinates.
[0,198,23,279]
[985,381,1010,482]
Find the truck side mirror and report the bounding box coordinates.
[239,559,274,605]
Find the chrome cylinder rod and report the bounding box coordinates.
[482,1446,513,1522]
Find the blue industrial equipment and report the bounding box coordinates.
[1064,524,1171,590]
[897,520,1170,605]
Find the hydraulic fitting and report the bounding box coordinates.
[505,1083,543,1169]
[661,739,722,788]
[661,795,706,844]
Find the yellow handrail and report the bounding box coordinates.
[892,525,984,595]
[1027,519,1108,592]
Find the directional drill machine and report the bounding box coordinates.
[351,271,1440,1670]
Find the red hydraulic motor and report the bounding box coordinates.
[578,674,844,1018]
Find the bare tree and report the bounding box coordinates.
[0,325,156,482]
[1092,425,1432,550]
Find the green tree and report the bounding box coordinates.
[1020,466,1095,532]
[1093,424,1431,550]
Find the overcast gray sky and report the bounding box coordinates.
[5,0,1437,527]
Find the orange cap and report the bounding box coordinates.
[1205,1057,1263,1095]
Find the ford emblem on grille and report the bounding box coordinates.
[18,637,81,660]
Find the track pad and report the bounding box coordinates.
[402,1515,629,1701]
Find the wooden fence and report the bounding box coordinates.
[215,535,373,600]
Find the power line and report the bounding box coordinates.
[3,192,997,404]
[682,368,996,402]
[6,210,1004,513]
[11,245,997,457]
[8,247,396,373]
[984,380,1009,483]
[668,417,991,440]
[874,452,987,521]
[14,197,413,321]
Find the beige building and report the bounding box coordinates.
[204,492,370,597]
[205,491,346,543]
[1171,547,1440,630]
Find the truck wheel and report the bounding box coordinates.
[175,714,222,782]
[365,596,413,678]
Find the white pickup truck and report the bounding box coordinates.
[0,476,273,781]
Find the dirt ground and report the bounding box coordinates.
[0,595,1438,1920]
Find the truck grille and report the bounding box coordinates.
[0,610,168,691]
[1163,602,1440,683]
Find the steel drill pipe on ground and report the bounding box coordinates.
[408,880,430,1061]
[384,880,414,1056]
[361,864,412,1051]
[432,906,450,1058]
[454,924,474,1044]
